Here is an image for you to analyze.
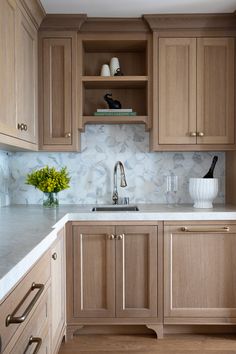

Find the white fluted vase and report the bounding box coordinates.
[189,178,218,208]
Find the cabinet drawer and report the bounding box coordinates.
[0,251,50,352]
[6,287,50,354]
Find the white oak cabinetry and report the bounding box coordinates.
[16,5,38,144]
[153,36,235,151]
[39,32,79,151]
[0,0,43,150]
[0,250,51,353]
[51,228,66,354]
[66,222,163,338]
[164,221,236,324]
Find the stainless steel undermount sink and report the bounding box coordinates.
[92,206,139,212]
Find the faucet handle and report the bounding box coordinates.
[123,197,129,205]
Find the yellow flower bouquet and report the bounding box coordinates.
[26,166,70,207]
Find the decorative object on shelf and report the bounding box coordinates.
[189,178,218,208]
[110,57,120,76]
[104,93,122,109]
[114,68,124,76]
[100,64,110,76]
[26,166,70,208]
[203,155,218,178]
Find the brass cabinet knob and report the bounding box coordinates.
[24,124,27,131]
[108,234,115,240]
[17,123,25,131]
[65,132,71,138]
[52,252,57,260]
[197,132,204,137]
[117,234,124,240]
[189,132,197,137]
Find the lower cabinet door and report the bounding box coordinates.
[67,224,116,319]
[164,222,236,323]
[115,225,158,318]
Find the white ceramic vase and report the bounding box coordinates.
[110,57,120,76]
[100,64,110,76]
[189,178,218,208]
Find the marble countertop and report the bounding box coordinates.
[1,203,236,301]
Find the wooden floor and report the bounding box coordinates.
[59,334,236,354]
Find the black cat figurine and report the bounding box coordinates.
[104,93,122,109]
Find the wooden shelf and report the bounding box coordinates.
[82,115,148,127]
[82,76,148,88]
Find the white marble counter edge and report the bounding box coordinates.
[0,215,69,302]
[2,209,236,302]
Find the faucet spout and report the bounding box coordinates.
[112,161,127,204]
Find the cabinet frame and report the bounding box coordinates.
[78,32,152,131]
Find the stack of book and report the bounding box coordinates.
[94,109,137,116]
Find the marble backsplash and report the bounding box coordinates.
[7,125,225,205]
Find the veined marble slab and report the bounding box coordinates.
[1,204,236,301]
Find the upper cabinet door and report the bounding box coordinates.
[16,8,38,144]
[0,0,17,137]
[40,33,78,151]
[158,38,197,145]
[197,38,235,145]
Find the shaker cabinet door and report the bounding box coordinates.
[197,37,235,145]
[158,38,197,145]
[164,222,236,323]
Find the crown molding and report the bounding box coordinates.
[39,14,87,31]
[143,13,236,31]
[80,17,150,32]
[18,0,46,28]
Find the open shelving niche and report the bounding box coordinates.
[78,33,152,131]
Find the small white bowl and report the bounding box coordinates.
[189,178,218,208]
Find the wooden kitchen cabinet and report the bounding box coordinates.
[0,250,51,353]
[16,4,38,144]
[51,228,66,354]
[0,0,41,150]
[164,221,236,324]
[152,36,235,151]
[39,31,79,151]
[66,222,163,338]
[0,0,18,139]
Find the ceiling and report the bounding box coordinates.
[40,0,236,17]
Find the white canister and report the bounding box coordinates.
[189,178,218,208]
[100,64,110,76]
[110,57,120,76]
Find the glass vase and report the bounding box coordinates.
[43,192,59,208]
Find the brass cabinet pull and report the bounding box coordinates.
[180,226,230,233]
[189,132,197,137]
[24,336,42,354]
[52,252,57,260]
[108,234,115,240]
[65,132,71,138]
[197,132,204,137]
[117,233,125,240]
[5,283,44,327]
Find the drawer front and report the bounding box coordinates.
[0,251,50,352]
[7,287,50,354]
